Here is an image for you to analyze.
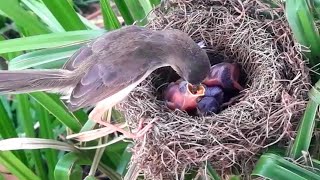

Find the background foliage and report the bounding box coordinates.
[0,0,319,179]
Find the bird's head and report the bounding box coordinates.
[162,29,211,86]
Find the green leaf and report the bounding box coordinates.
[28,92,82,132]
[41,0,87,31]
[149,0,161,7]
[252,153,320,180]
[100,0,121,30]
[16,94,46,179]
[0,151,40,180]
[0,0,51,35]
[125,0,148,26]
[289,80,320,159]
[0,30,105,54]
[36,103,58,180]
[54,152,88,180]
[9,44,83,70]
[21,0,65,32]
[205,161,221,180]
[116,144,132,176]
[0,138,76,152]
[113,0,134,25]
[0,98,28,164]
[285,0,320,70]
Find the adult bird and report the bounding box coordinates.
[0,25,211,138]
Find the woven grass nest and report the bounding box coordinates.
[116,0,311,179]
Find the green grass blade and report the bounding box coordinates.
[0,151,40,180]
[41,0,87,31]
[285,0,320,69]
[289,80,320,159]
[125,0,148,25]
[54,152,88,180]
[16,94,46,179]
[100,0,121,30]
[0,0,50,35]
[9,44,83,70]
[0,30,105,54]
[0,99,18,140]
[36,103,57,180]
[138,0,152,15]
[113,0,134,25]
[0,138,76,152]
[116,144,132,176]
[78,14,101,30]
[0,98,28,164]
[28,92,82,132]
[205,161,221,180]
[252,153,320,180]
[21,0,65,32]
[149,0,161,7]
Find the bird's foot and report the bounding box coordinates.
[90,110,156,139]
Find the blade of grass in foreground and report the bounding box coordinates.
[16,94,46,179]
[125,0,148,25]
[41,0,87,31]
[36,103,57,180]
[100,0,121,30]
[8,44,83,70]
[0,0,51,35]
[0,99,28,164]
[285,0,320,68]
[0,30,105,54]
[29,92,82,132]
[113,0,134,25]
[205,161,221,180]
[21,0,65,32]
[54,152,85,180]
[252,153,320,180]
[0,151,40,180]
[289,80,320,159]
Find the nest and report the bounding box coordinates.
[116,0,311,179]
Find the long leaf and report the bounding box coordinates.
[289,80,320,158]
[21,0,65,32]
[100,0,121,30]
[9,44,83,70]
[36,103,58,180]
[124,0,148,25]
[0,151,40,180]
[252,153,320,180]
[0,30,105,54]
[28,92,82,132]
[16,94,46,179]
[0,98,28,164]
[41,0,87,31]
[0,0,50,35]
[285,0,320,69]
[113,0,134,25]
[54,152,88,180]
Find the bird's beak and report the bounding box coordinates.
[187,83,205,96]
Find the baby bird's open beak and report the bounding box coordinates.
[164,80,205,111]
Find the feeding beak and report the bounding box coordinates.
[164,80,205,111]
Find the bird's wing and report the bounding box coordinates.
[67,59,164,111]
[62,25,147,71]
[62,25,170,111]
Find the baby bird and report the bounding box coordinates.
[202,62,243,91]
[197,86,224,114]
[164,80,205,111]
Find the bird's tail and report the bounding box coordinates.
[0,69,76,94]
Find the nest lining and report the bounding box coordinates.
[116,0,311,179]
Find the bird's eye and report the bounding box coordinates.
[179,82,187,92]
